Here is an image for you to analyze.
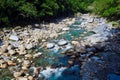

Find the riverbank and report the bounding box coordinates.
[0,13,120,80]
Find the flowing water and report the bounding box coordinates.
[35,19,96,80]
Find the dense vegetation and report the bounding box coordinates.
[0,0,120,27]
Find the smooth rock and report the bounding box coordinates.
[71,41,79,46]
[13,72,22,78]
[25,43,33,49]
[87,18,94,23]
[28,76,34,80]
[62,27,70,31]
[25,54,33,59]
[8,49,16,55]
[0,63,8,69]
[16,77,28,80]
[68,60,74,65]
[33,52,42,58]
[46,43,55,49]
[58,40,68,46]
[7,60,16,66]
[23,60,31,68]
[9,35,19,41]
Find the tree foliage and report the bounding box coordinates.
[0,0,120,27]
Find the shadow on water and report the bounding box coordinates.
[80,28,120,80]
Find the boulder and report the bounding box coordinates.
[16,77,28,80]
[9,35,19,41]
[87,18,94,23]
[46,43,55,49]
[58,40,68,46]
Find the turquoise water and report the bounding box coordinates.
[36,18,95,80]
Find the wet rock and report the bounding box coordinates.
[58,40,68,46]
[29,67,39,76]
[9,35,19,41]
[46,43,55,49]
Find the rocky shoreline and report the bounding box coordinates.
[0,13,120,80]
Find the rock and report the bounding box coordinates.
[25,54,33,59]
[0,63,8,69]
[28,76,34,80]
[9,35,19,41]
[68,60,74,65]
[7,60,16,66]
[58,40,68,46]
[8,49,16,55]
[46,43,55,49]
[1,45,8,53]
[18,50,27,55]
[33,52,42,58]
[29,67,39,75]
[25,43,33,49]
[62,27,70,31]
[13,72,23,78]
[75,46,86,53]
[16,77,28,80]
[22,60,31,68]
[87,18,94,23]
[35,24,40,27]
[71,41,79,46]
[0,60,8,68]
[7,45,15,50]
